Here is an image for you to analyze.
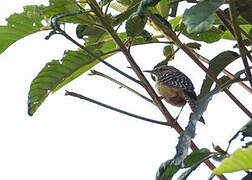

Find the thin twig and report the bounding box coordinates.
[229,2,252,87]
[89,70,154,104]
[65,91,169,126]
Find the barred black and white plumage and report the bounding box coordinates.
[144,65,205,124]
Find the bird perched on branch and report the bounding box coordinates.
[144,65,205,124]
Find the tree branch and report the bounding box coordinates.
[65,91,169,126]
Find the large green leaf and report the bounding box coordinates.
[183,0,223,33]
[213,146,252,174]
[199,51,239,99]
[0,6,45,54]
[180,24,224,43]
[28,50,102,116]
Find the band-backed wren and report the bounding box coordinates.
[144,65,205,124]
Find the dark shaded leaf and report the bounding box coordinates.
[159,0,169,17]
[178,156,210,180]
[183,148,211,168]
[156,159,180,180]
[236,0,252,25]
[126,12,147,37]
[137,0,161,17]
[199,51,239,99]
[186,42,201,50]
[117,0,133,6]
[168,0,179,17]
[76,24,106,43]
[163,45,174,57]
[183,0,223,33]
[113,2,140,26]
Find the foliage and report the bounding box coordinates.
[1,0,252,179]
[213,145,252,174]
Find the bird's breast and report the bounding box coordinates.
[156,82,186,107]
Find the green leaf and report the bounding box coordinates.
[159,0,169,17]
[183,0,223,33]
[180,24,224,43]
[0,5,45,54]
[163,45,174,57]
[178,155,210,180]
[113,2,140,26]
[236,0,252,25]
[186,42,201,50]
[0,0,92,55]
[169,16,182,30]
[28,50,102,116]
[126,12,147,37]
[199,51,239,99]
[156,160,180,180]
[76,24,106,43]
[44,0,79,18]
[213,146,252,174]
[137,0,161,16]
[222,24,252,40]
[183,148,211,168]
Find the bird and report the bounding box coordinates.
[144,65,205,124]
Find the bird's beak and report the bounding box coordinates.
[143,70,154,73]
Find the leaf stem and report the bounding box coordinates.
[65,91,169,126]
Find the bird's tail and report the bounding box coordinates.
[184,91,205,124]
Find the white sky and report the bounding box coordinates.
[0,1,251,180]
